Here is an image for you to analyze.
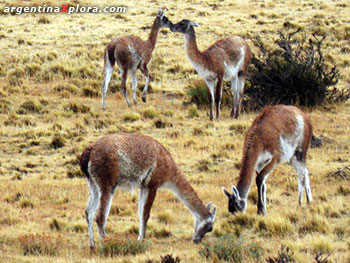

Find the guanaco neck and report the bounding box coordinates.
[168,170,210,220]
[236,141,260,200]
[146,18,161,51]
[183,27,207,66]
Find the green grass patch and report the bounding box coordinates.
[99,237,149,257]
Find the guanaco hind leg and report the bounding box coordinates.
[85,178,100,249]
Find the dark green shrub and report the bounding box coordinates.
[247,28,348,109]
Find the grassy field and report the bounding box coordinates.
[1,0,350,262]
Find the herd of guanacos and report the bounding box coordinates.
[79,9,314,249]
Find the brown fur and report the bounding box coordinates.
[237,105,312,198]
[223,105,313,215]
[81,132,214,247]
[87,132,210,217]
[102,10,172,108]
[237,105,312,197]
[176,24,252,119]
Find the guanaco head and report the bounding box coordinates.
[156,9,173,29]
[222,186,247,214]
[170,19,199,34]
[193,202,216,244]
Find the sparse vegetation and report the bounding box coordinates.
[199,234,263,262]
[99,237,149,257]
[18,234,61,256]
[122,112,141,122]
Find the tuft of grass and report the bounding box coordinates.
[99,237,149,257]
[197,159,211,172]
[228,213,257,229]
[312,238,334,255]
[18,233,61,256]
[0,98,12,113]
[7,67,25,86]
[199,234,263,262]
[19,199,34,209]
[122,112,141,122]
[142,107,159,119]
[337,185,350,195]
[186,79,209,106]
[154,228,171,239]
[266,246,295,263]
[38,16,50,24]
[192,127,203,136]
[188,104,199,118]
[160,254,181,263]
[229,123,248,134]
[157,211,173,224]
[49,218,64,231]
[82,86,99,97]
[54,83,79,94]
[167,130,179,138]
[64,102,90,114]
[17,100,43,114]
[70,223,85,233]
[50,133,66,149]
[0,235,12,249]
[298,215,330,234]
[154,119,172,129]
[66,164,84,178]
[256,217,293,237]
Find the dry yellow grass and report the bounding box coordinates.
[1,0,350,262]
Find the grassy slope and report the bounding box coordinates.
[0,0,350,262]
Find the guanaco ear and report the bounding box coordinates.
[207,202,212,210]
[158,8,167,19]
[222,187,231,199]
[189,21,200,27]
[211,205,217,220]
[231,186,240,199]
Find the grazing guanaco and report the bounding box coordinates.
[222,105,313,215]
[170,19,251,120]
[80,132,216,249]
[102,9,172,109]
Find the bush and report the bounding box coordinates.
[199,234,263,262]
[247,28,349,109]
